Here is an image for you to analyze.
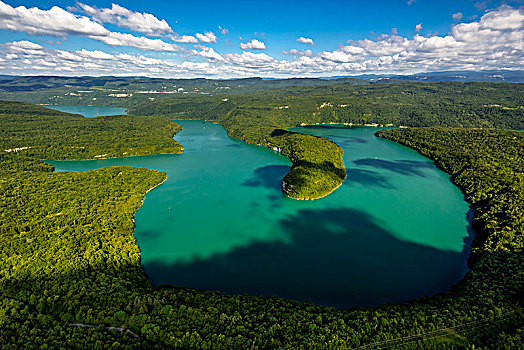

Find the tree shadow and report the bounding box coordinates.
[345,168,395,189]
[143,207,472,308]
[353,158,434,177]
[242,165,290,189]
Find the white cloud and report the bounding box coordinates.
[0,1,109,37]
[76,3,172,36]
[415,23,423,32]
[282,49,313,56]
[407,0,416,4]
[0,1,185,53]
[3,40,43,51]
[196,32,217,43]
[89,32,184,52]
[225,51,275,68]
[0,4,523,78]
[76,49,115,60]
[452,12,463,21]
[239,39,266,50]
[219,26,229,35]
[297,37,314,45]
[479,5,524,31]
[198,47,224,61]
[0,41,203,76]
[169,34,199,43]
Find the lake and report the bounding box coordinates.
[46,105,474,308]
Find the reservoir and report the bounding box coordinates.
[46,106,474,308]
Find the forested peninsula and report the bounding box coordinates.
[1,80,524,348]
[128,81,524,199]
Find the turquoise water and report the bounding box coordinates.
[48,117,474,308]
[43,105,127,117]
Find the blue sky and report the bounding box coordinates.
[0,0,523,77]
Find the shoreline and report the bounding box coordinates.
[298,122,402,128]
[43,145,183,164]
[174,118,350,201]
[133,174,167,225]
[283,175,346,200]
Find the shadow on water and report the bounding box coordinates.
[144,208,472,308]
[345,168,396,189]
[353,158,435,177]
[299,125,355,130]
[138,230,162,239]
[317,136,370,147]
[341,136,369,144]
[243,165,290,190]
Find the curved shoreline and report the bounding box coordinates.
[176,118,347,201]
[132,173,167,225]
[283,175,346,200]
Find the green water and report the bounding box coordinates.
[48,118,474,308]
[42,105,127,118]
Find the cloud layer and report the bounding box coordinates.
[75,3,173,36]
[0,2,523,78]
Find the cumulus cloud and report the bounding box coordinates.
[196,32,217,43]
[89,32,184,52]
[282,49,313,56]
[219,26,229,35]
[0,4,523,78]
[297,37,314,45]
[0,1,188,53]
[452,12,463,21]
[239,39,266,50]
[3,40,44,51]
[198,47,224,61]
[0,1,108,37]
[75,3,172,36]
[168,33,199,43]
[479,5,524,30]
[0,40,211,76]
[415,23,423,32]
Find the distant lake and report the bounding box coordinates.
[48,116,474,308]
[43,105,127,118]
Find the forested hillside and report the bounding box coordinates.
[0,76,367,107]
[0,101,183,163]
[129,81,524,130]
[129,81,524,199]
[1,97,523,348]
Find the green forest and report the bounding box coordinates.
[128,81,524,199]
[1,78,524,349]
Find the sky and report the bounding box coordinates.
[0,0,523,78]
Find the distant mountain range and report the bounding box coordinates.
[0,70,522,103]
[0,70,523,91]
[329,70,524,83]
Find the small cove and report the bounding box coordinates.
[46,105,474,308]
